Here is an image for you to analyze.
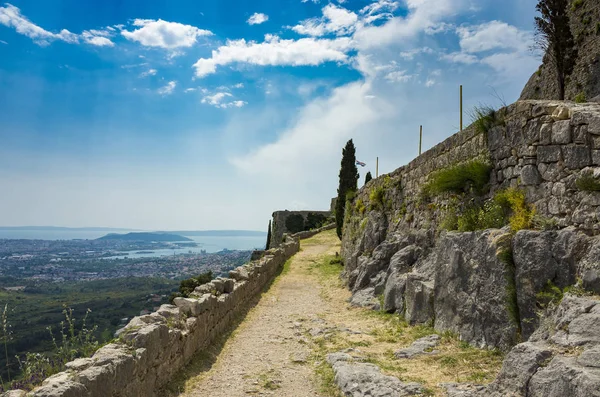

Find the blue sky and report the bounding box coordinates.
[0,0,540,231]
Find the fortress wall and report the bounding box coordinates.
[14,236,301,397]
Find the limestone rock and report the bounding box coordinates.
[394,334,440,359]
[326,352,423,396]
[349,287,379,310]
[527,356,600,397]
[440,383,486,397]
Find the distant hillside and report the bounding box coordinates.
[97,232,192,242]
[170,230,267,237]
[0,226,140,232]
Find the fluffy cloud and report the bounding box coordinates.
[0,4,78,45]
[201,92,247,108]
[158,81,177,95]
[457,20,532,53]
[291,4,358,36]
[0,4,116,47]
[247,13,269,25]
[122,19,212,49]
[193,35,353,77]
[385,70,412,83]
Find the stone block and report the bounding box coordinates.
[552,106,570,120]
[173,298,203,316]
[222,278,235,293]
[537,145,562,163]
[539,123,553,145]
[563,146,592,169]
[593,150,600,165]
[574,125,589,144]
[552,120,572,144]
[521,165,542,185]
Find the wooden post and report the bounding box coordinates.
[460,85,463,132]
[376,157,379,178]
[419,125,423,155]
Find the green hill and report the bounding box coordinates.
[97,232,192,242]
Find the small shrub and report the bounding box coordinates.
[536,280,564,308]
[576,172,600,191]
[574,92,586,103]
[423,160,492,197]
[535,67,542,77]
[174,271,214,300]
[355,199,366,215]
[533,214,559,231]
[369,187,385,210]
[470,105,505,135]
[571,0,584,11]
[495,188,535,232]
[285,214,305,234]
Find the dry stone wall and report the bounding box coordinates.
[270,210,332,247]
[6,237,301,397]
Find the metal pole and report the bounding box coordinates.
[460,85,463,132]
[376,157,379,178]
[419,125,422,155]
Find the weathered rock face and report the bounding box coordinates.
[520,1,600,102]
[8,237,301,397]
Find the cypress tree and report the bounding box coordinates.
[365,171,373,185]
[265,220,272,250]
[335,139,359,239]
[534,0,577,100]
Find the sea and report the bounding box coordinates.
[0,229,267,256]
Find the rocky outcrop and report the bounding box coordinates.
[394,334,440,359]
[520,1,600,101]
[326,351,424,396]
[6,237,301,397]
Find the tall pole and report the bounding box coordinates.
[376,157,379,178]
[460,85,463,132]
[419,125,423,155]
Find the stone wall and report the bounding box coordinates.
[340,100,600,352]
[7,237,301,397]
[270,210,332,247]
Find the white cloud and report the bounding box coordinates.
[193,35,353,78]
[399,47,434,60]
[81,30,115,47]
[292,4,358,36]
[139,69,157,78]
[247,13,269,25]
[457,21,532,53]
[385,70,412,83]
[233,83,244,89]
[0,39,7,44]
[201,92,247,109]
[184,88,197,93]
[158,81,177,95]
[360,0,400,24]
[122,19,212,49]
[0,4,78,45]
[425,79,435,87]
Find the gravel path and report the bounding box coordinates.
[180,232,340,397]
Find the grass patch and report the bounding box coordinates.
[355,199,366,215]
[574,92,587,103]
[576,172,600,192]
[422,160,492,198]
[495,188,535,232]
[572,0,584,11]
[536,280,564,308]
[469,105,505,135]
[369,186,385,211]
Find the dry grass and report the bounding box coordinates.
[302,229,504,396]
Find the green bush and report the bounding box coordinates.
[571,0,584,11]
[470,105,505,135]
[285,214,305,234]
[574,92,587,103]
[369,187,385,210]
[171,271,214,302]
[305,213,328,230]
[355,199,366,215]
[576,172,600,191]
[494,188,535,232]
[423,160,492,197]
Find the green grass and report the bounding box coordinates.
[574,92,587,103]
[422,160,492,197]
[470,105,505,135]
[369,186,385,211]
[576,172,600,192]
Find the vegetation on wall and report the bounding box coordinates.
[423,160,492,198]
[305,213,328,230]
[335,140,359,239]
[470,105,506,135]
[285,214,306,234]
[170,271,214,302]
[576,171,600,191]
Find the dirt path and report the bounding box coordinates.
[174,230,503,397]
[177,231,342,397]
